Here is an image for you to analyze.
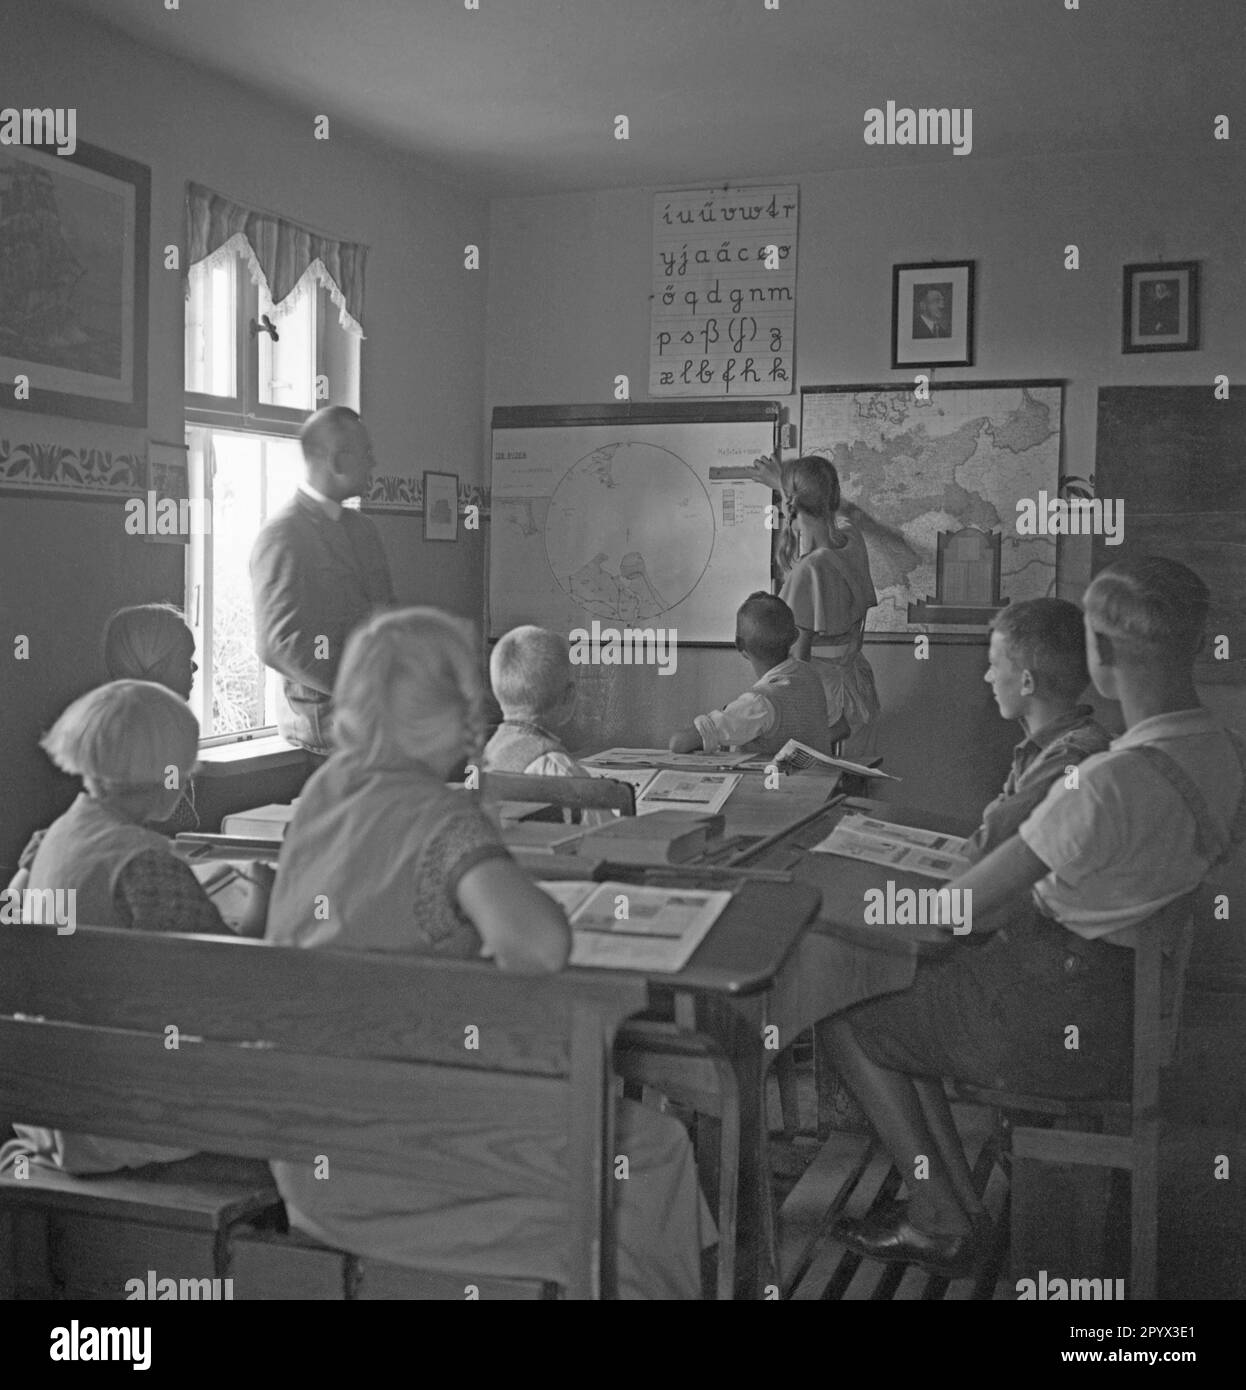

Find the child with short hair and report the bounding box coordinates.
[669,592,835,756]
[483,625,613,825]
[2,681,268,1177]
[967,598,1111,860]
[483,625,596,779]
[8,605,201,893]
[825,556,1246,1276]
[266,608,710,1298]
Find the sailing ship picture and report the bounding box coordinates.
[0,141,148,424]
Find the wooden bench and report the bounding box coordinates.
[0,924,649,1300]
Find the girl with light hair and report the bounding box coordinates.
[265,606,711,1298]
[7,606,201,893]
[2,680,270,1178]
[748,452,880,757]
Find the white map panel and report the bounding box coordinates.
[800,384,1063,635]
[490,421,775,642]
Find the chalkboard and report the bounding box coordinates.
[1093,387,1245,685]
[489,402,779,644]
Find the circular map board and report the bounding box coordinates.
[544,442,715,622]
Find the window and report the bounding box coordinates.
[184,251,361,740]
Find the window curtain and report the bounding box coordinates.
[185,182,367,337]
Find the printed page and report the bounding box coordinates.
[811,814,969,880]
[581,765,658,797]
[536,880,599,916]
[635,769,742,815]
[772,739,900,780]
[557,881,732,972]
[584,747,751,769]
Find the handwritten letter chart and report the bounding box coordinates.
[649,185,798,397]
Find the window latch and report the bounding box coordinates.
[250,314,280,342]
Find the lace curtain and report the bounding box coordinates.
[185,182,367,336]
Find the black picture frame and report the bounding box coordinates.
[423,470,459,542]
[891,260,975,369]
[0,139,150,426]
[1122,261,1200,353]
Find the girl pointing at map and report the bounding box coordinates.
[749,452,881,758]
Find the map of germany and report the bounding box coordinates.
[801,385,1063,633]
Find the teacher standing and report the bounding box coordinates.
[250,406,395,756]
[749,452,881,759]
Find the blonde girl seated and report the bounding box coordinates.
[8,604,201,893]
[1,681,270,1177]
[265,607,710,1298]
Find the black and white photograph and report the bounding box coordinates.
[1,0,1243,1347]
[1123,261,1201,353]
[892,260,975,366]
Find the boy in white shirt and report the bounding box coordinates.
[669,592,837,756]
[822,556,1245,1277]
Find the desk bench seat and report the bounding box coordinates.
[230,1225,556,1300]
[0,1154,280,1299]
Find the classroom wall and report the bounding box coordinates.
[485,145,1246,817]
[0,0,489,869]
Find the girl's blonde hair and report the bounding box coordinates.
[41,680,199,793]
[102,603,193,687]
[778,455,845,572]
[334,607,483,768]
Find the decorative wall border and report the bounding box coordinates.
[0,437,143,497]
[364,475,490,517]
[0,440,491,517]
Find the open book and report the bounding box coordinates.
[635,769,742,816]
[768,739,900,781]
[539,880,732,971]
[581,765,658,798]
[583,747,752,770]
[811,812,969,880]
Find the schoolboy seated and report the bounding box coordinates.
[483,625,597,777]
[0,680,271,1179]
[967,597,1112,860]
[669,591,840,756]
[822,556,1246,1277]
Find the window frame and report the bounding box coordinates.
[185,260,329,433]
[184,249,362,744]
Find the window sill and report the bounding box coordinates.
[195,734,310,779]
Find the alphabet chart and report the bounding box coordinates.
[650,185,798,397]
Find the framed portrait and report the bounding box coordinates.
[892,261,975,368]
[1122,262,1199,353]
[423,470,459,542]
[0,140,150,425]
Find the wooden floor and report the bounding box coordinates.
[768,1098,1012,1301]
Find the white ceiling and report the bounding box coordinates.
[59,0,1245,195]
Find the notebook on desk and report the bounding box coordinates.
[539,880,732,972]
